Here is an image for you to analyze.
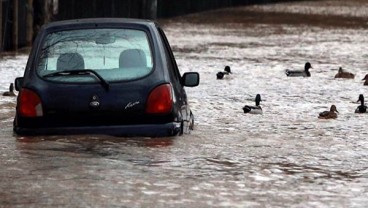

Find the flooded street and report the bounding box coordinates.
[1,0,368,207]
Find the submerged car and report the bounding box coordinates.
[13,18,200,137]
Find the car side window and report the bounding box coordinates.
[157,27,182,85]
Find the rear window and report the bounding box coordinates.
[37,28,153,82]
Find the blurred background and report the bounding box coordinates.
[1,0,304,51]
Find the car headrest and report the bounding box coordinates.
[57,53,85,71]
[119,49,147,68]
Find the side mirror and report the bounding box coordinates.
[182,72,200,87]
[14,77,24,91]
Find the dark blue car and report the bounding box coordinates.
[13,18,199,137]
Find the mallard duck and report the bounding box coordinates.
[2,83,16,97]
[362,74,368,86]
[355,94,367,113]
[318,105,338,119]
[243,94,262,114]
[334,67,354,79]
[216,66,232,79]
[285,62,312,77]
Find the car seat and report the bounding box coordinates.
[119,49,147,68]
[57,53,85,71]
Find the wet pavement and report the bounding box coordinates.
[1,0,368,207]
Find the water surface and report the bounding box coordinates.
[1,1,368,207]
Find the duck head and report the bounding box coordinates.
[338,67,343,73]
[216,72,224,79]
[9,83,14,92]
[224,66,231,74]
[330,105,338,113]
[255,94,262,106]
[304,62,312,71]
[357,94,364,103]
[362,74,368,80]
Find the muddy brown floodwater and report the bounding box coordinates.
[1,0,368,207]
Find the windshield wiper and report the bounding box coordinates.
[43,69,110,91]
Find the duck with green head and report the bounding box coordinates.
[285,62,312,77]
[243,94,262,114]
[362,74,368,85]
[355,94,367,113]
[2,83,16,97]
[216,66,232,79]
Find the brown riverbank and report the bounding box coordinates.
[160,0,368,28]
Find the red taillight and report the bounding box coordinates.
[18,89,43,117]
[146,84,173,114]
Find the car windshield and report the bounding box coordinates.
[37,28,153,82]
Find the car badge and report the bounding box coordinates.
[125,101,140,110]
[89,95,100,109]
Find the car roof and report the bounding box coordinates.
[42,18,158,31]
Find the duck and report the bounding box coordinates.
[216,66,232,79]
[318,105,338,119]
[355,94,367,113]
[362,74,368,86]
[334,67,354,79]
[285,62,312,77]
[243,94,262,114]
[2,83,16,97]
